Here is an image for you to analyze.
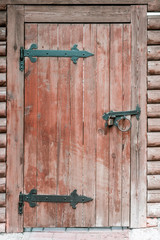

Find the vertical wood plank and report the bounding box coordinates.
[36,24,58,227]
[130,5,147,228]
[24,24,38,228]
[121,24,131,226]
[109,24,123,226]
[69,24,83,227]
[83,24,97,227]
[56,24,71,227]
[7,5,24,232]
[96,24,110,227]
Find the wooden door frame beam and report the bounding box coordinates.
[1,0,152,5]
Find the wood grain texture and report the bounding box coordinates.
[148,31,160,45]
[148,161,160,175]
[0,193,5,207]
[0,74,6,86]
[0,28,6,41]
[147,104,160,117]
[0,57,6,73]
[25,6,131,23]
[148,147,160,160]
[56,24,71,227]
[148,90,160,103]
[130,5,147,228]
[0,42,6,56]
[0,223,5,232]
[0,12,6,26]
[148,133,160,146]
[148,118,160,132]
[148,18,160,30]
[109,24,123,226]
[148,76,160,89]
[0,0,151,4]
[148,46,160,60]
[148,61,160,75]
[147,203,160,217]
[96,24,110,227]
[0,178,5,192]
[69,24,83,227]
[148,175,160,189]
[7,5,24,233]
[83,24,96,227]
[0,162,6,177]
[24,24,38,228]
[148,190,160,202]
[0,207,5,222]
[122,24,131,227]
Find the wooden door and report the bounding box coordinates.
[24,23,131,228]
[7,5,147,232]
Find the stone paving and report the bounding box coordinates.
[1,228,160,240]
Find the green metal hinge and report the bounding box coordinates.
[18,189,93,214]
[19,44,94,71]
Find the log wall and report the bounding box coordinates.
[147,14,160,219]
[0,7,6,233]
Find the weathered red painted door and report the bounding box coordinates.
[24,23,131,227]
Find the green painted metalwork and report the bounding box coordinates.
[19,43,94,71]
[102,104,141,132]
[18,189,93,214]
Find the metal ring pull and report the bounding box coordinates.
[116,117,132,132]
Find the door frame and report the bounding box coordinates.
[6,5,147,232]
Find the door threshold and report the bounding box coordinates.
[24,227,128,232]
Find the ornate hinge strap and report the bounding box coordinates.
[19,44,94,71]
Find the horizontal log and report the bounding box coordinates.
[148,175,160,189]
[0,57,6,73]
[147,104,160,117]
[148,133,160,147]
[147,217,158,227]
[0,148,6,162]
[0,223,5,232]
[0,162,6,177]
[0,73,6,86]
[0,118,6,133]
[148,161,160,174]
[148,76,160,89]
[0,87,6,102]
[148,90,160,103]
[148,147,160,160]
[148,18,160,30]
[0,42,6,56]
[0,5,6,10]
[148,118,160,132]
[0,178,5,192]
[0,12,6,27]
[0,193,5,207]
[147,203,160,217]
[0,28,6,41]
[148,31,160,45]
[148,61,160,75]
[148,0,160,12]
[0,134,6,148]
[148,190,160,203]
[0,207,5,223]
[148,46,160,60]
[0,103,6,117]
